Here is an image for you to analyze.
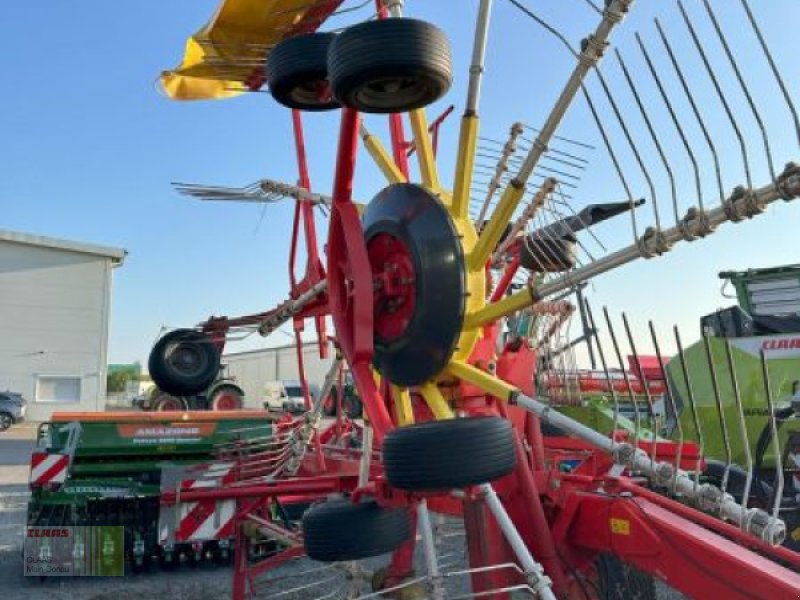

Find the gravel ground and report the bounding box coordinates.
[1,423,686,599]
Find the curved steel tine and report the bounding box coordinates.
[759,350,785,533]
[702,334,733,503]
[649,321,683,496]
[655,17,726,207]
[591,65,663,232]
[603,308,640,445]
[740,0,800,150]
[677,1,752,192]
[634,32,705,220]
[615,48,679,228]
[724,339,754,527]
[703,0,776,185]
[622,313,657,471]
[586,300,620,436]
[580,85,640,241]
[674,326,704,492]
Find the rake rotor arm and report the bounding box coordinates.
[469,0,634,270]
[256,279,328,337]
[447,360,787,546]
[467,163,800,329]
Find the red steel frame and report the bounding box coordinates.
[169,104,800,600]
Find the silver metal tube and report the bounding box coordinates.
[479,484,556,600]
[417,500,445,600]
[513,0,633,186]
[465,0,494,114]
[257,279,328,336]
[536,167,800,298]
[512,391,786,545]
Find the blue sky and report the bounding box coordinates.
[1,1,798,365]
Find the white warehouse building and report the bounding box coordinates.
[223,341,335,405]
[0,229,126,421]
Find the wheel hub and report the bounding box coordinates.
[369,233,417,342]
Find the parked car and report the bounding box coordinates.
[0,391,26,431]
[263,380,318,414]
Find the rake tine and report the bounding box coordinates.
[591,66,663,233]
[657,22,727,212]
[603,307,640,445]
[702,334,733,503]
[622,313,657,471]
[740,0,800,150]
[476,123,524,226]
[678,0,753,192]
[586,300,619,435]
[580,85,640,241]
[724,339,754,526]
[703,0,776,185]
[649,320,682,496]
[634,32,706,221]
[759,350,785,533]
[615,47,680,227]
[674,326,704,492]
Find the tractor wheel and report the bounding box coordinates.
[154,394,188,412]
[149,329,220,396]
[383,416,516,490]
[209,385,244,411]
[266,32,340,111]
[594,554,656,600]
[328,18,452,113]
[302,497,411,562]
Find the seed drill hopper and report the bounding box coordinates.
[152,0,800,598]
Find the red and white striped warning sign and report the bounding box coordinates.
[181,462,236,490]
[29,452,69,488]
[160,499,236,543]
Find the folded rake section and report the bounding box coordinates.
[479,0,800,325]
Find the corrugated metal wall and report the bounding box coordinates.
[222,341,335,407]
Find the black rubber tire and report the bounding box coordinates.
[208,384,244,411]
[383,416,516,490]
[302,497,411,562]
[0,412,12,431]
[519,234,577,272]
[149,329,220,396]
[363,184,466,386]
[597,554,657,600]
[328,19,452,113]
[266,32,340,111]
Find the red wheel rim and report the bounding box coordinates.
[157,396,183,411]
[368,232,416,342]
[213,392,240,411]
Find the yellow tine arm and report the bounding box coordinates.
[360,124,407,185]
[419,382,455,420]
[446,361,516,402]
[409,109,441,192]
[391,384,414,426]
[465,287,535,330]
[469,181,526,271]
[452,114,479,220]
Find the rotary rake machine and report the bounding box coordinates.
[153,0,800,598]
